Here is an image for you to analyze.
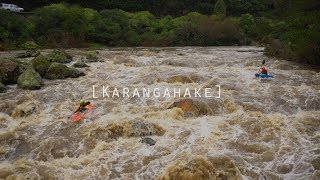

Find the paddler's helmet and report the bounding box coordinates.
[80,99,85,103]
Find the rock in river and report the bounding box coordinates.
[0,82,6,93]
[15,49,40,58]
[141,137,156,146]
[46,49,72,63]
[46,63,85,80]
[17,69,43,90]
[11,101,39,118]
[73,62,89,68]
[168,98,214,117]
[31,55,51,77]
[0,58,23,85]
[85,51,100,62]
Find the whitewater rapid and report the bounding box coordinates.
[0,47,319,179]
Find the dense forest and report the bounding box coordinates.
[1,0,320,64]
[8,0,276,16]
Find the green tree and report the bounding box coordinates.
[33,4,94,47]
[214,0,227,17]
[239,14,255,33]
[89,9,132,46]
[0,10,34,49]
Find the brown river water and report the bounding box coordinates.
[0,47,319,179]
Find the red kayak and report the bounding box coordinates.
[72,104,93,123]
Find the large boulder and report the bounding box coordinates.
[0,82,6,93]
[46,49,72,63]
[15,61,34,72]
[46,63,85,80]
[17,69,43,90]
[45,63,70,79]
[15,49,40,58]
[31,55,51,77]
[0,58,23,85]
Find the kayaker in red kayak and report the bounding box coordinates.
[74,99,91,114]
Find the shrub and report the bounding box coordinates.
[20,41,39,50]
[0,10,34,48]
[262,11,320,64]
[33,4,95,47]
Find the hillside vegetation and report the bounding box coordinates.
[1,0,319,64]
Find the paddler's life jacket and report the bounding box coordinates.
[260,66,268,74]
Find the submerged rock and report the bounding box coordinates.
[168,98,214,117]
[277,163,293,174]
[73,62,89,68]
[17,69,43,90]
[89,120,165,142]
[0,82,6,93]
[0,168,13,179]
[15,49,40,58]
[160,156,242,180]
[46,63,85,79]
[68,67,86,78]
[157,74,203,84]
[166,75,194,83]
[123,120,165,137]
[141,137,156,146]
[46,49,72,63]
[312,156,320,170]
[11,101,39,118]
[113,55,135,65]
[0,58,23,85]
[31,55,51,77]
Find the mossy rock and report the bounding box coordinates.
[14,60,34,72]
[85,51,100,62]
[15,50,41,58]
[31,55,51,77]
[46,49,72,63]
[46,63,85,79]
[17,69,43,90]
[0,58,23,85]
[0,82,6,93]
[68,67,86,78]
[20,41,39,50]
[73,62,89,68]
[45,63,70,79]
